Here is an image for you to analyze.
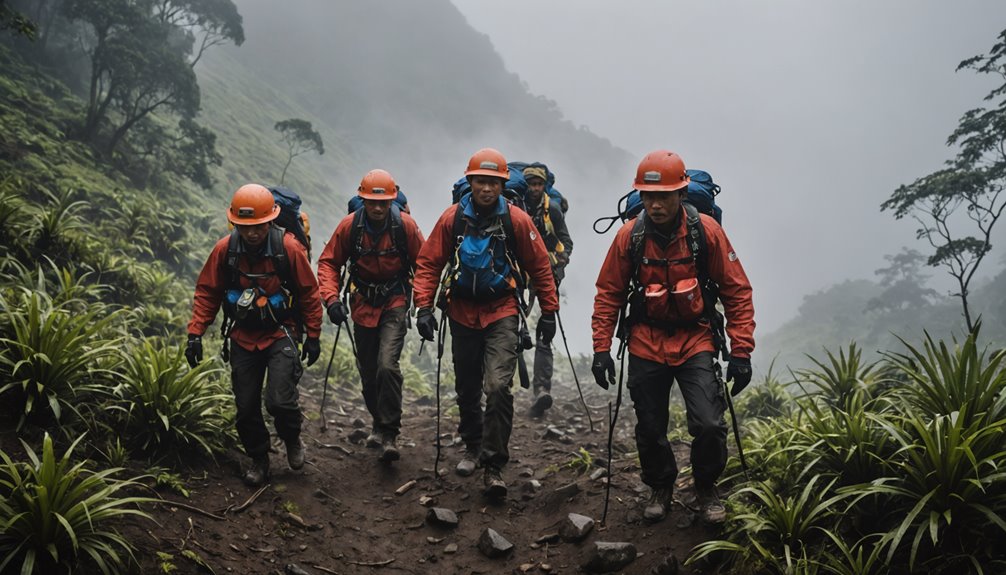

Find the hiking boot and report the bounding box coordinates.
[528,390,553,418]
[365,431,382,449]
[483,466,507,500]
[643,486,673,523]
[455,449,480,477]
[286,438,305,470]
[697,483,726,525]
[378,435,400,463]
[243,456,270,487]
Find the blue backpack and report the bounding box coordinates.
[445,195,522,302]
[269,186,311,259]
[593,169,723,234]
[346,189,409,214]
[451,168,529,213]
[507,161,569,213]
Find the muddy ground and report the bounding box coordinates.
[7,372,730,574]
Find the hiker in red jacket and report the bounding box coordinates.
[591,150,755,524]
[186,183,324,487]
[317,169,425,463]
[412,148,559,501]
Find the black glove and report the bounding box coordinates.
[185,334,202,368]
[726,355,753,396]
[301,337,321,367]
[591,351,615,390]
[416,307,437,342]
[327,300,349,326]
[552,265,565,285]
[537,312,556,345]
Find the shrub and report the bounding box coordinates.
[111,339,233,461]
[0,433,151,574]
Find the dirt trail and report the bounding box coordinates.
[119,377,721,574]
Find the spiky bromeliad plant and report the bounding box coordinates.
[112,339,233,461]
[0,434,152,574]
[0,292,121,429]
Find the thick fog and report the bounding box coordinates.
[210,0,1006,357]
[451,1,1006,345]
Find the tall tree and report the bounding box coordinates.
[274,118,324,185]
[882,29,1006,332]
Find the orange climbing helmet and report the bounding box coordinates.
[358,169,400,201]
[464,148,509,180]
[227,183,279,225]
[633,150,690,192]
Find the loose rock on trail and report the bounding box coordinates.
[120,376,724,574]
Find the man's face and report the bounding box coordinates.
[236,222,270,247]
[641,191,683,226]
[363,198,391,223]
[526,177,546,205]
[469,175,503,210]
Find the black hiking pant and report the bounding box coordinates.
[230,337,304,458]
[353,306,408,440]
[628,351,727,490]
[450,315,519,470]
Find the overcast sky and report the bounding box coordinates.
[451,1,1006,340]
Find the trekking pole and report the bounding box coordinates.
[601,336,627,526]
[343,322,364,379]
[319,323,343,432]
[717,362,749,476]
[556,311,593,432]
[433,312,448,480]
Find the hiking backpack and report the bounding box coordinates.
[269,186,312,259]
[345,203,413,305]
[595,169,723,234]
[346,189,409,214]
[440,196,524,304]
[507,161,569,213]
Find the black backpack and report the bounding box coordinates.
[622,203,727,359]
[345,204,413,305]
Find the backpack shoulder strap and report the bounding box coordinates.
[226,229,242,289]
[390,204,410,267]
[683,202,708,283]
[348,208,367,264]
[628,214,647,282]
[269,225,292,289]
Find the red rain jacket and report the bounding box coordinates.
[317,211,425,328]
[188,231,323,351]
[592,209,754,365]
[413,203,558,329]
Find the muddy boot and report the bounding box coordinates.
[643,486,673,523]
[455,448,480,477]
[696,483,726,525]
[286,438,305,470]
[243,456,270,487]
[365,430,382,449]
[528,389,553,418]
[378,435,400,463]
[483,466,507,500]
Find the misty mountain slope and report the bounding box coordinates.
[758,272,1006,371]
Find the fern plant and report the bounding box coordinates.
[0,292,121,429]
[0,433,152,574]
[111,339,233,460]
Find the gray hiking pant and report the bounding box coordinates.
[450,315,519,470]
[628,351,727,490]
[230,337,304,458]
[353,306,407,440]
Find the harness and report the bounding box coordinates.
[219,226,303,355]
[346,204,413,306]
[622,203,727,357]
